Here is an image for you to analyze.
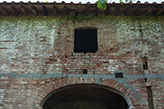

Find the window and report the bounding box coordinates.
[74,29,98,53]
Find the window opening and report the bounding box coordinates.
[74,29,98,53]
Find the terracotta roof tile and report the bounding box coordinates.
[0,1,164,16]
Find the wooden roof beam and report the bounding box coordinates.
[95,7,98,16]
[0,6,9,16]
[144,6,153,15]
[135,6,142,15]
[125,6,130,16]
[21,6,27,16]
[154,6,164,15]
[115,6,120,15]
[31,6,38,16]
[68,9,76,15]
[42,5,48,16]
[84,6,91,15]
[10,6,18,16]
[75,7,78,16]
[53,6,57,14]
[64,6,69,14]
[105,5,110,16]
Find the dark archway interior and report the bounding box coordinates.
[43,84,129,109]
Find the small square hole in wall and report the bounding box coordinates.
[115,73,124,78]
[83,69,87,74]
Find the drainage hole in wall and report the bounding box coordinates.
[83,69,87,74]
[115,73,124,78]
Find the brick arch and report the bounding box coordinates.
[36,77,139,108]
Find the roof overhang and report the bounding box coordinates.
[0,1,164,16]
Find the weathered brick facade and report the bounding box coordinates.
[0,14,164,109]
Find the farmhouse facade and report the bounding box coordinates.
[0,1,164,109]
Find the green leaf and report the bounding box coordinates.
[97,0,107,10]
[97,0,134,10]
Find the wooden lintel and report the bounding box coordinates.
[53,6,57,14]
[144,6,152,15]
[0,6,9,16]
[154,6,164,15]
[42,5,48,16]
[21,6,27,16]
[31,6,38,16]
[10,6,18,16]
[135,6,142,15]
[105,5,110,16]
[115,6,120,15]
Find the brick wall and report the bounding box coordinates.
[0,16,164,109]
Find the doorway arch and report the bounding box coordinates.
[41,84,129,109]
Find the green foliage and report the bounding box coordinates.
[125,0,133,3]
[97,0,134,10]
[45,0,134,10]
[120,0,123,4]
[97,0,107,10]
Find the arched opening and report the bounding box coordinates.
[41,84,129,109]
